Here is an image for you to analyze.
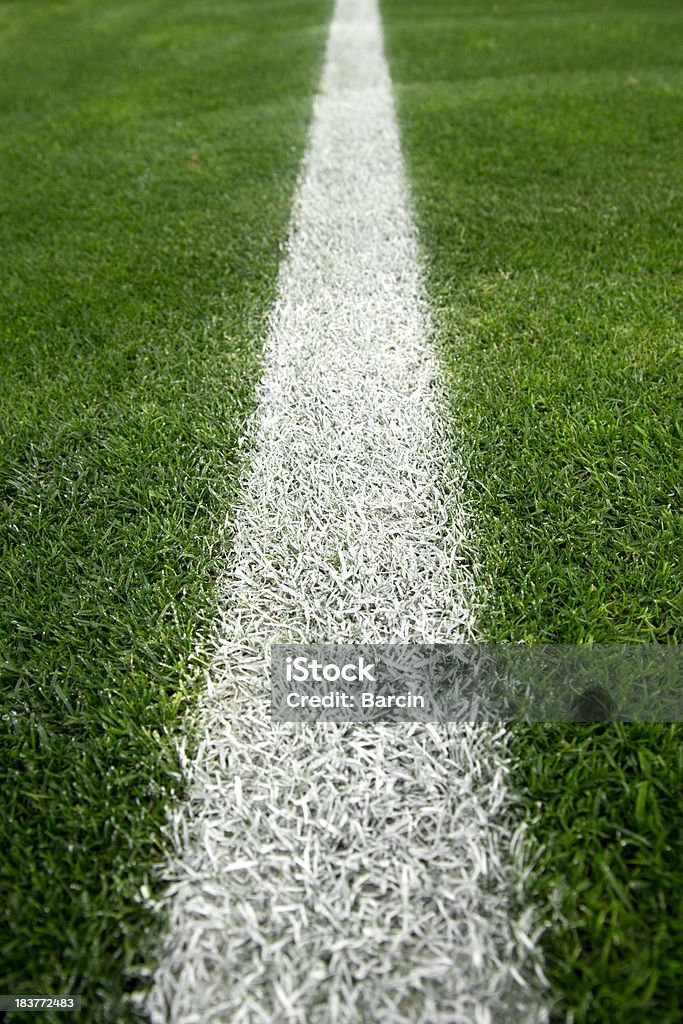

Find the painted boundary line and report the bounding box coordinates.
[141,0,547,1020]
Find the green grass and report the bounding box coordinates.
[514,723,682,1023]
[0,0,331,1019]
[381,1,682,1020]
[382,0,682,644]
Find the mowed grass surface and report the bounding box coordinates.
[382,1,682,1021]
[0,0,330,1019]
[382,0,682,644]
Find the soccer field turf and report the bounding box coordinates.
[1,0,681,1021]
[382,0,682,644]
[382,1,682,1020]
[0,0,331,1018]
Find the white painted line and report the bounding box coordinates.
[140,0,547,1020]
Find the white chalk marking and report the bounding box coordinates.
[141,0,547,1020]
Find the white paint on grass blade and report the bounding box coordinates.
[141,0,547,1020]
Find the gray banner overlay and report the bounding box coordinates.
[271,644,681,723]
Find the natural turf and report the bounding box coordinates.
[0,0,330,1019]
[382,0,681,645]
[512,722,682,1023]
[381,1,682,1021]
